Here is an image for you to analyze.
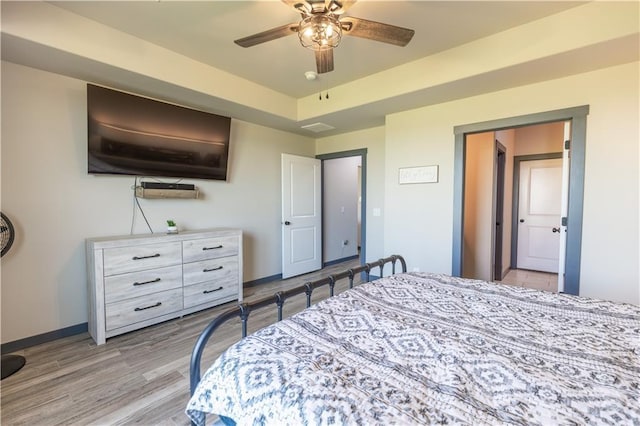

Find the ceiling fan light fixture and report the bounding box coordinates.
[298,15,342,51]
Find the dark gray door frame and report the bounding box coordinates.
[493,140,507,281]
[453,105,589,295]
[316,149,368,267]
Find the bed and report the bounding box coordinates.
[186,256,640,425]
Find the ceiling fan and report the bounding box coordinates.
[234,0,415,74]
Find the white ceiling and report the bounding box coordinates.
[51,1,583,99]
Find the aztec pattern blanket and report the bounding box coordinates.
[186,272,640,425]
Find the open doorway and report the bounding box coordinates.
[462,123,565,292]
[317,149,367,268]
[453,106,589,296]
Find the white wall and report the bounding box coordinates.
[385,61,639,304]
[0,61,315,343]
[323,157,360,263]
[316,126,386,262]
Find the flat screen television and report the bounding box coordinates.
[87,84,231,181]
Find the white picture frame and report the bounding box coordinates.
[398,165,439,184]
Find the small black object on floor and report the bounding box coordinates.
[1,354,26,380]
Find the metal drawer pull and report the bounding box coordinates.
[133,278,161,286]
[203,266,223,272]
[134,302,162,311]
[202,245,223,251]
[132,253,160,260]
[203,286,224,294]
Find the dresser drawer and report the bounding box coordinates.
[183,236,238,263]
[106,288,183,331]
[103,242,182,276]
[183,280,237,309]
[183,256,238,286]
[105,265,183,304]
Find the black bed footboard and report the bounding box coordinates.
[189,255,406,398]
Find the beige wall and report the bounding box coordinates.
[0,61,315,343]
[463,132,494,281]
[385,61,639,304]
[515,122,564,156]
[2,59,638,345]
[316,127,386,262]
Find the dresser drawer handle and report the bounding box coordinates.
[203,266,223,273]
[134,302,162,311]
[132,253,160,260]
[202,245,223,251]
[133,278,161,286]
[203,286,224,294]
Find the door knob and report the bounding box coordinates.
[284,221,291,225]
[552,227,560,233]
[519,219,525,223]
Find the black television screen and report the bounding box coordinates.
[87,84,231,181]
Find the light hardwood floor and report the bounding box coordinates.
[496,269,558,292]
[1,259,363,425]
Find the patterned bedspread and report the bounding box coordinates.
[186,273,640,425]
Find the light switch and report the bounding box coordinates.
[373,208,381,217]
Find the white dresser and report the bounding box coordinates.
[86,228,242,345]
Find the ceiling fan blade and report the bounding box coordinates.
[315,48,334,74]
[325,0,357,15]
[234,23,299,48]
[341,17,414,47]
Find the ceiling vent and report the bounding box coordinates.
[301,122,335,133]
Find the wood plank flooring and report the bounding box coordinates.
[496,269,558,292]
[1,259,363,425]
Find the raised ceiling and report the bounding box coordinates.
[51,1,582,98]
[2,1,638,136]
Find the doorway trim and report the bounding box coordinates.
[316,148,367,267]
[493,140,507,281]
[452,105,589,295]
[510,152,563,271]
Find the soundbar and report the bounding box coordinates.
[135,186,199,199]
[140,182,195,191]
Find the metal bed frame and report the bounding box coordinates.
[188,254,407,415]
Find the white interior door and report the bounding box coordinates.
[517,158,563,273]
[281,153,322,279]
[557,122,571,292]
